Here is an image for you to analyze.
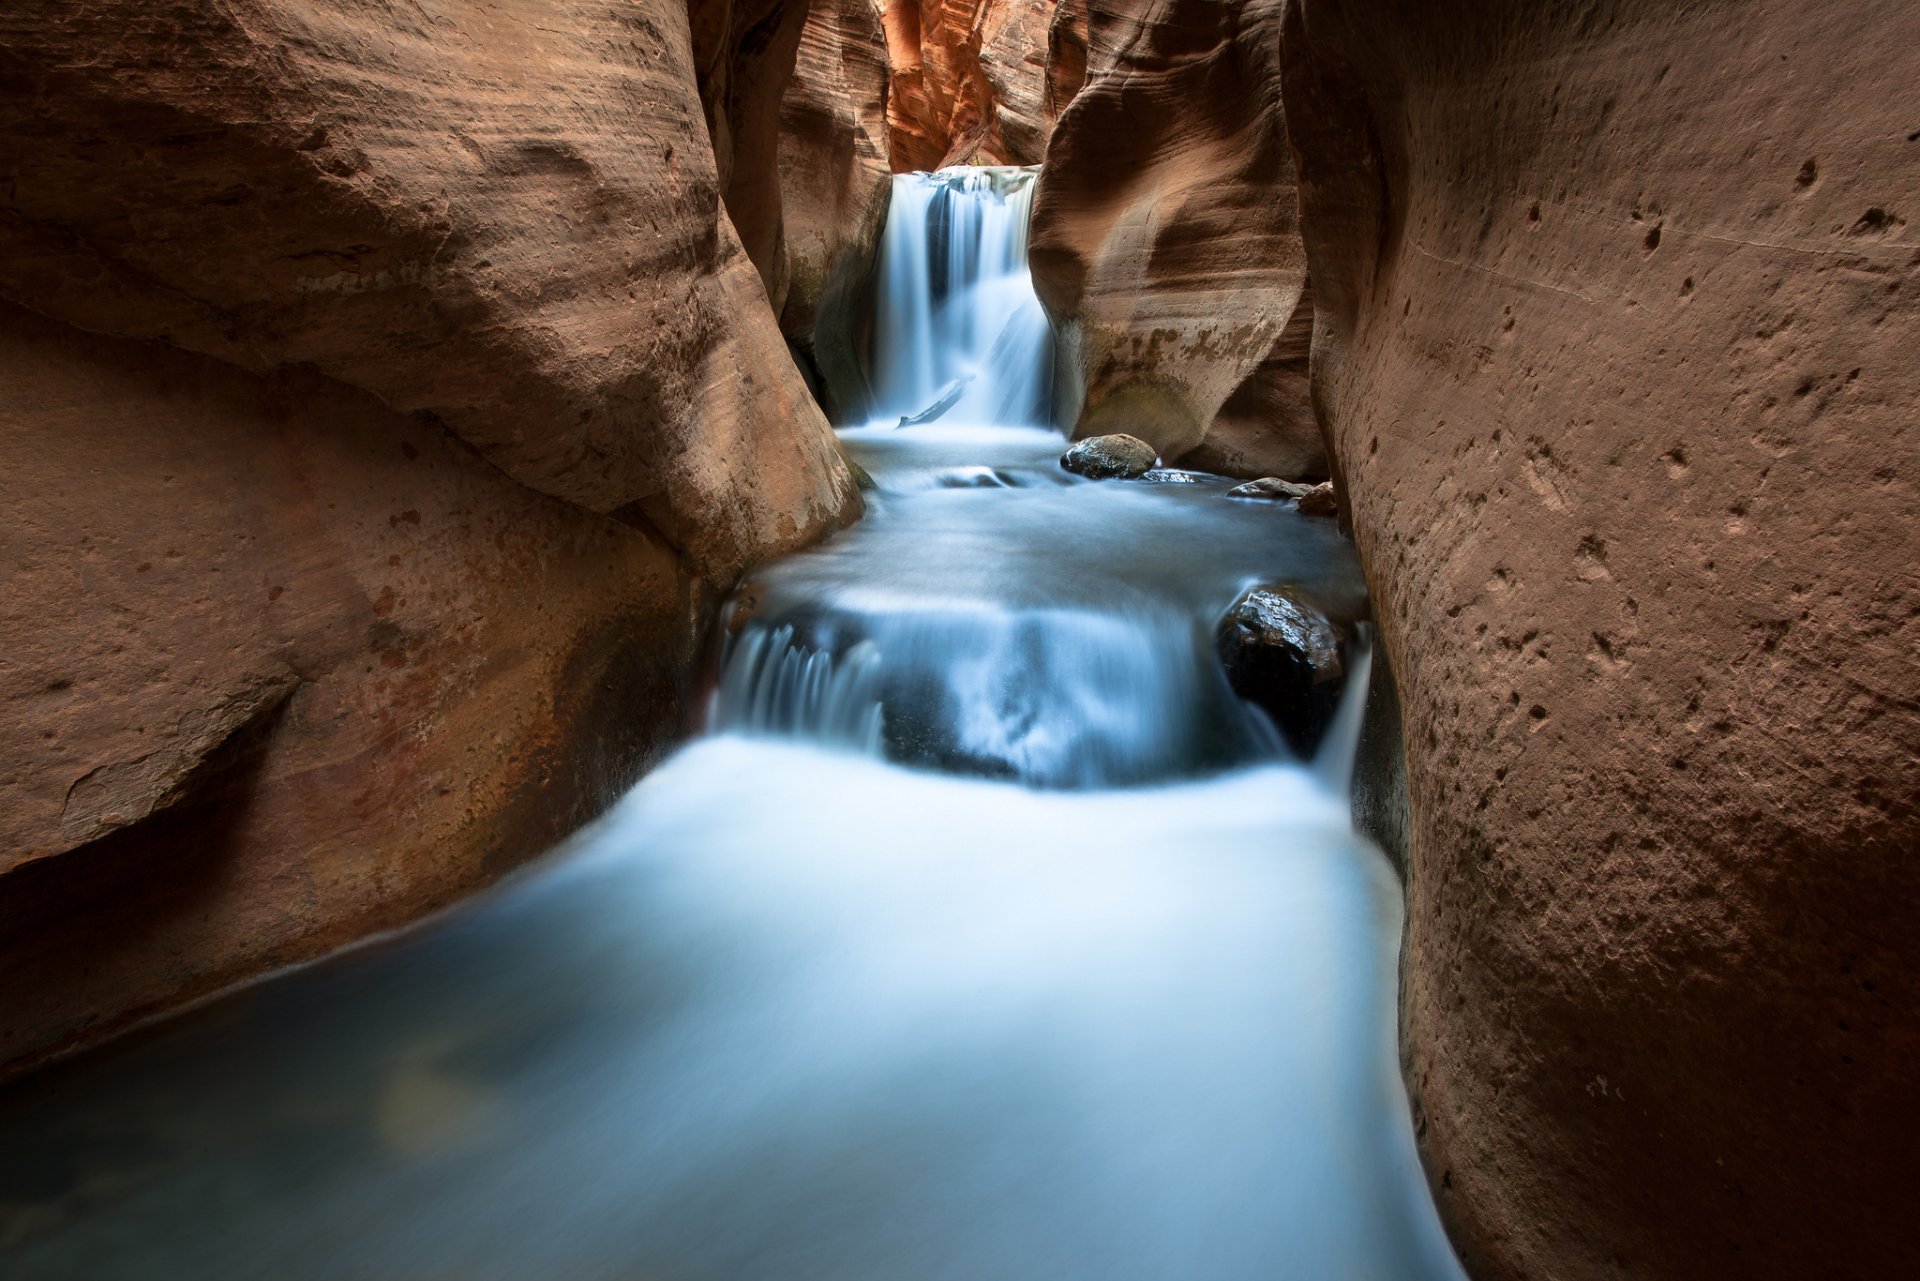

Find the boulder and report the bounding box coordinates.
[1216,587,1349,758]
[1295,481,1339,518]
[1281,1,1920,1277]
[1060,433,1158,479]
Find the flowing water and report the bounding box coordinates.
[0,168,1464,1280]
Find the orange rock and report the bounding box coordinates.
[879,0,1059,171]
[1282,2,1920,1278]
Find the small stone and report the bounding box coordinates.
[1228,476,1314,501]
[1060,433,1159,480]
[1216,586,1350,757]
[1296,481,1339,517]
[1139,468,1209,485]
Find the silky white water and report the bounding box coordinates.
[0,168,1464,1280]
[869,167,1054,428]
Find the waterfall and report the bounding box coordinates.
[869,167,1054,429]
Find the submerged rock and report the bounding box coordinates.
[1060,433,1159,479]
[1139,468,1212,486]
[1229,476,1315,501]
[1296,481,1339,517]
[1216,586,1350,757]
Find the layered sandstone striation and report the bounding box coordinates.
[1282,2,1919,1277]
[1026,0,1319,479]
[880,0,1058,171]
[0,0,858,1074]
[776,0,895,418]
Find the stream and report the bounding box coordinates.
[0,168,1464,1280]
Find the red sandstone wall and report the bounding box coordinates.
[1281,2,1920,1276]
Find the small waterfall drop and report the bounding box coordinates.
[869,167,1054,429]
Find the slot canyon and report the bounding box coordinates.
[1,2,1913,1279]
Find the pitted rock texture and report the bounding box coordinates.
[0,0,857,582]
[880,0,1059,171]
[1028,0,1321,479]
[0,0,859,1074]
[1282,2,1919,1278]
[777,0,895,419]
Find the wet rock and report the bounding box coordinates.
[1216,587,1349,758]
[1139,468,1211,486]
[1228,477,1315,501]
[1060,434,1158,479]
[1295,481,1339,518]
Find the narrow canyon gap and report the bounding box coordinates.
[2,2,1915,1280]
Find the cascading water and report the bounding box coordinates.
[0,168,1464,1281]
[869,167,1054,428]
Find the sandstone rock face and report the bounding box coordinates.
[0,0,858,1073]
[0,0,856,582]
[1281,2,1920,1277]
[693,0,815,310]
[777,0,895,419]
[1028,0,1321,479]
[880,0,1059,170]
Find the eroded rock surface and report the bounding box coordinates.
[0,0,858,1074]
[0,0,856,582]
[880,0,1059,170]
[1282,2,1920,1277]
[1028,0,1321,478]
[777,0,895,418]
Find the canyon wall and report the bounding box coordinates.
[0,0,858,1075]
[776,0,894,419]
[880,0,1058,171]
[1280,2,1918,1278]
[1028,0,1322,479]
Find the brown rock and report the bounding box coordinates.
[1281,2,1920,1278]
[1228,477,1315,502]
[777,0,895,419]
[0,0,857,582]
[1060,433,1157,479]
[0,0,860,1074]
[1028,0,1321,478]
[1295,481,1338,519]
[0,304,695,1075]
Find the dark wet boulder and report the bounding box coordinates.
[1060,434,1158,479]
[1295,481,1339,518]
[1228,476,1314,501]
[1217,586,1350,757]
